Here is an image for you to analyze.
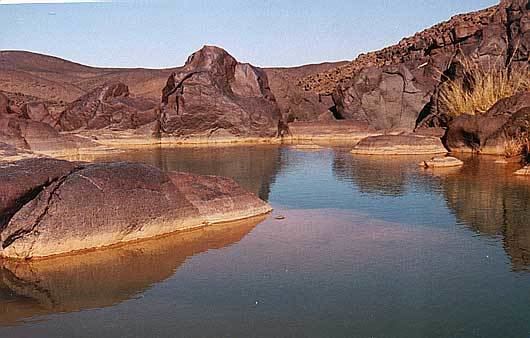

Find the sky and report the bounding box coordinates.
[0,0,499,69]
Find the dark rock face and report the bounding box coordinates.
[264,62,348,121]
[159,46,280,138]
[0,160,271,259]
[0,158,79,231]
[301,0,530,131]
[445,91,530,153]
[332,65,432,129]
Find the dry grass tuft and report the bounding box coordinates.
[504,137,526,158]
[439,58,530,117]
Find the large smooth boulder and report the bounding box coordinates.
[0,161,271,259]
[0,216,262,322]
[159,46,280,139]
[0,158,78,231]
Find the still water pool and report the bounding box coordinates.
[1,146,530,338]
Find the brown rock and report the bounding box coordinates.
[299,1,530,133]
[159,46,280,139]
[58,82,157,132]
[0,216,262,323]
[351,134,448,155]
[0,158,79,231]
[0,161,271,259]
[421,156,464,168]
[445,91,530,154]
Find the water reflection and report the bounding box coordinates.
[0,216,265,325]
[423,157,530,271]
[333,150,530,271]
[75,146,283,202]
[333,152,426,197]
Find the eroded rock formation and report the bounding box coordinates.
[158,46,280,139]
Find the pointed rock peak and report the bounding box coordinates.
[184,45,238,72]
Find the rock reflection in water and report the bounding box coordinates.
[0,215,265,325]
[333,152,428,197]
[425,157,530,271]
[71,146,282,201]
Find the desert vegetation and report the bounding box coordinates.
[504,135,529,158]
[439,58,530,117]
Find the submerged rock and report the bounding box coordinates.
[351,134,447,155]
[421,156,464,168]
[515,166,530,176]
[0,160,271,259]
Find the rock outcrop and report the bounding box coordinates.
[264,62,348,121]
[159,46,280,139]
[444,91,530,153]
[300,0,530,132]
[0,160,271,259]
[57,82,158,131]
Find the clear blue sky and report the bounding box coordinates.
[0,0,499,68]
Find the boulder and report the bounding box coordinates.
[0,116,80,153]
[0,216,262,322]
[421,156,464,168]
[264,62,347,121]
[0,161,271,259]
[333,64,432,130]
[0,158,79,231]
[351,134,448,155]
[20,101,54,125]
[159,46,280,139]
[445,91,530,154]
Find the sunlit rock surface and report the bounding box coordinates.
[0,160,271,259]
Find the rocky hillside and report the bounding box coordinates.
[299,5,498,95]
[298,0,530,132]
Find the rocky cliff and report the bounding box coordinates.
[300,0,530,131]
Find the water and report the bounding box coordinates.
[1,146,530,337]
